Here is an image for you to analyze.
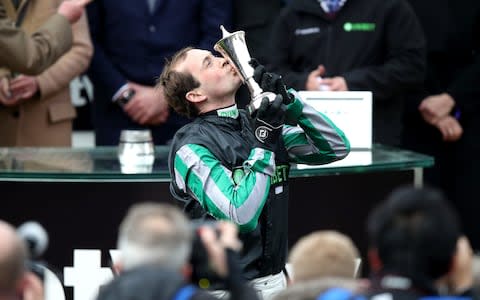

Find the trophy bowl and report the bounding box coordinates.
[214,25,276,114]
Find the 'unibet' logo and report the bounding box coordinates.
[343,22,376,32]
[255,126,271,143]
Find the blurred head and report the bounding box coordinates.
[0,220,28,297]
[158,47,242,118]
[367,186,461,281]
[117,203,193,272]
[289,230,359,283]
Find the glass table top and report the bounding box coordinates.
[0,144,433,181]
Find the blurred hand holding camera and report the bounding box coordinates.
[198,221,242,278]
[447,236,474,294]
[21,271,44,300]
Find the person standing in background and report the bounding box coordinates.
[0,0,93,147]
[86,0,232,146]
[267,0,426,146]
[0,0,91,75]
[402,0,480,250]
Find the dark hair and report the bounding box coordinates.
[157,47,200,118]
[367,186,461,281]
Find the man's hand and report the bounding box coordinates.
[435,115,463,142]
[123,82,169,125]
[199,221,242,278]
[319,76,348,91]
[57,0,93,24]
[21,271,44,300]
[250,58,293,105]
[305,65,326,91]
[4,75,40,106]
[448,236,474,294]
[252,95,285,151]
[0,76,11,103]
[419,93,455,125]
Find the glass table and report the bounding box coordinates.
[0,144,433,181]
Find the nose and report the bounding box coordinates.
[219,57,228,67]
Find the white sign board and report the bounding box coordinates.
[298,91,373,150]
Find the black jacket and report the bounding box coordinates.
[267,0,426,145]
[169,109,290,280]
[403,1,480,135]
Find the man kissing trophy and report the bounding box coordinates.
[214,26,277,114]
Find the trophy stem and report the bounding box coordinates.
[247,91,277,115]
[245,77,264,99]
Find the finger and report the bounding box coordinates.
[317,65,326,76]
[199,227,218,251]
[0,87,10,101]
[249,58,260,68]
[451,124,463,141]
[74,0,94,6]
[256,97,270,118]
[253,63,266,84]
[271,94,283,111]
[311,68,323,77]
[20,91,34,99]
[260,72,274,90]
[9,81,30,92]
[330,81,342,91]
[138,116,148,125]
[0,78,11,98]
[437,123,449,140]
[259,97,269,110]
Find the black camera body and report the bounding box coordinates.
[26,260,45,282]
[189,220,223,289]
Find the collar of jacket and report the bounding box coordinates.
[201,104,239,119]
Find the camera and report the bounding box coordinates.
[189,220,223,289]
[26,260,45,282]
[17,221,49,282]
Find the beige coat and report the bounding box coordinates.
[0,0,92,146]
[0,9,72,75]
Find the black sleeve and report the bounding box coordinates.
[342,0,427,101]
[447,54,480,114]
[446,8,480,114]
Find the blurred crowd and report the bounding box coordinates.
[2,186,480,300]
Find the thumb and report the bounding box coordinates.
[74,0,93,6]
[317,65,326,76]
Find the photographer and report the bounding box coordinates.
[97,202,258,300]
[0,220,44,300]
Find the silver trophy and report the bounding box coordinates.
[214,25,276,114]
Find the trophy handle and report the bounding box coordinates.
[247,92,277,115]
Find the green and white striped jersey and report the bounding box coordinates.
[173,92,350,233]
